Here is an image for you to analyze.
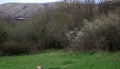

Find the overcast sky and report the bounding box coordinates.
[0,0,62,4]
[0,0,112,4]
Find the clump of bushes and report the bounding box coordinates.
[0,21,8,49]
[0,22,7,44]
[0,41,31,55]
[0,0,120,55]
[71,13,120,52]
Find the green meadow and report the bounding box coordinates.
[0,50,120,69]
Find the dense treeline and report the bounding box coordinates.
[0,0,120,55]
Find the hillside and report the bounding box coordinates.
[0,2,57,19]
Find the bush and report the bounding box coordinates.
[71,13,120,52]
[0,41,31,55]
[21,14,66,50]
[0,22,7,43]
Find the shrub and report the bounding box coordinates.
[5,13,66,54]
[22,14,65,50]
[71,13,120,52]
[0,41,31,55]
[0,22,8,44]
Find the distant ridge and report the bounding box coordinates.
[0,2,58,19]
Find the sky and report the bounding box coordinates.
[0,0,112,4]
[0,0,62,4]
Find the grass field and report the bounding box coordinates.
[0,50,120,69]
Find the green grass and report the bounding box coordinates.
[0,50,120,69]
